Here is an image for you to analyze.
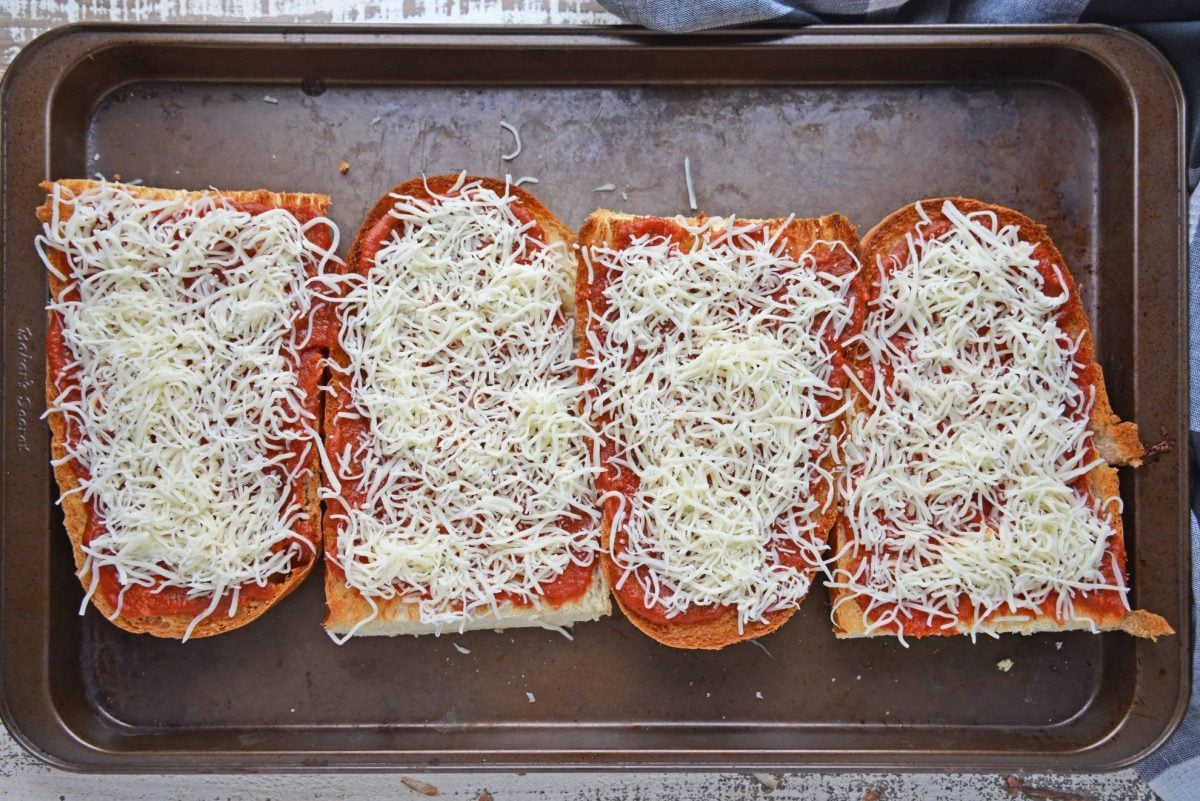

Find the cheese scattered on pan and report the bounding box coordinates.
[39,182,337,640]
[833,200,1128,640]
[997,659,1014,672]
[683,157,697,211]
[329,175,597,633]
[748,639,774,658]
[585,217,859,629]
[499,121,522,161]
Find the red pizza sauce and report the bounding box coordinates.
[325,188,593,611]
[851,213,1127,636]
[48,198,332,618]
[586,217,867,626]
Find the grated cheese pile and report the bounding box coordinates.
[833,200,1128,639]
[583,217,858,629]
[328,176,598,634]
[39,182,337,640]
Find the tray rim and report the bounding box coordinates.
[0,22,1189,774]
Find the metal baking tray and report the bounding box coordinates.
[0,24,1188,772]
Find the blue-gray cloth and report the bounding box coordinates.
[597,1,1200,797]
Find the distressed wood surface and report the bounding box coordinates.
[0,720,1163,801]
[1,0,621,65]
[0,2,1162,798]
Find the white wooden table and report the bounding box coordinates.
[0,2,1165,798]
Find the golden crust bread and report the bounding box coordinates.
[323,562,611,636]
[40,180,329,639]
[324,175,609,635]
[832,197,1171,641]
[578,209,861,650]
[37,179,330,224]
[342,175,575,315]
[608,583,793,650]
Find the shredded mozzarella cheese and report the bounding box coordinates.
[833,200,1128,640]
[39,182,337,640]
[328,175,598,635]
[683,158,697,211]
[500,121,522,161]
[585,217,858,629]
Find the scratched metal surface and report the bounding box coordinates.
[97,83,1101,272]
[81,79,1104,724]
[0,11,1177,801]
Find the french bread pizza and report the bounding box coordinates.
[38,179,338,640]
[323,175,610,639]
[577,210,865,649]
[830,197,1172,641]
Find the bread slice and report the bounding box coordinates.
[832,197,1172,641]
[323,175,610,637]
[39,180,330,639]
[578,209,862,650]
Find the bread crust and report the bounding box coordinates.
[323,175,609,635]
[833,197,1171,641]
[578,209,861,650]
[342,175,575,316]
[40,179,329,638]
[323,561,611,636]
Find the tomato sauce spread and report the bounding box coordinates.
[589,217,866,626]
[49,198,331,618]
[853,214,1126,636]
[326,190,592,610]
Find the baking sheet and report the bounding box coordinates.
[0,25,1188,771]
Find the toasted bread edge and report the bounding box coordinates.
[40,180,329,639]
[833,197,1168,641]
[577,209,861,649]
